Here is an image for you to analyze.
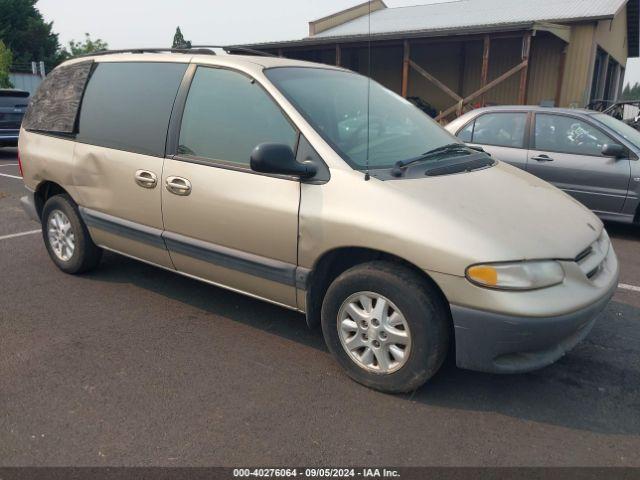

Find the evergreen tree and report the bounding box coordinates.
[0,0,63,71]
[0,40,13,88]
[172,27,192,49]
[621,82,640,100]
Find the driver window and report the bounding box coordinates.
[178,67,297,166]
[534,114,613,157]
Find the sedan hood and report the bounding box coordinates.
[384,161,602,271]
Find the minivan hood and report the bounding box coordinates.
[385,161,602,268]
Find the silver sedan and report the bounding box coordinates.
[445,106,640,224]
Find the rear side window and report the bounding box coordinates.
[77,62,188,157]
[22,61,93,133]
[177,67,297,166]
[459,112,527,148]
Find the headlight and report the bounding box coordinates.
[466,261,565,290]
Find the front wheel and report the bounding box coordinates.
[42,194,102,274]
[321,261,450,393]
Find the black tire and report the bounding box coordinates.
[321,261,450,393]
[41,194,102,274]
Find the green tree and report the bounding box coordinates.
[172,27,191,49]
[0,40,13,88]
[0,0,62,71]
[621,82,640,100]
[60,33,108,59]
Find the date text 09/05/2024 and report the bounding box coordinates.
[232,468,401,478]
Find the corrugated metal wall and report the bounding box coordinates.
[527,34,565,105]
[484,38,522,105]
[559,23,596,107]
[278,11,633,114]
[596,6,628,64]
[408,41,465,111]
[367,34,564,113]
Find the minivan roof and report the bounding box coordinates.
[62,51,344,72]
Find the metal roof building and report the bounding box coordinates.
[247,0,640,122]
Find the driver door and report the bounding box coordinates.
[527,113,631,214]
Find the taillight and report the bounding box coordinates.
[17,148,23,177]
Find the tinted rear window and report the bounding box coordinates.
[77,62,187,157]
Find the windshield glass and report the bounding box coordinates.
[592,113,640,147]
[265,67,458,170]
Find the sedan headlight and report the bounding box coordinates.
[466,261,565,290]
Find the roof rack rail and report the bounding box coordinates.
[73,45,275,59]
[73,48,217,59]
[193,45,276,57]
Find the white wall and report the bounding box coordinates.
[8,73,43,95]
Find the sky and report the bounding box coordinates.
[38,0,640,87]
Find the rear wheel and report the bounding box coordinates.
[42,194,102,274]
[321,261,450,393]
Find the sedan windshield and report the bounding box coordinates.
[265,67,458,170]
[592,113,640,147]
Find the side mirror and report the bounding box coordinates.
[601,143,626,158]
[250,143,317,178]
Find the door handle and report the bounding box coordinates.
[165,176,192,196]
[134,170,158,188]
[531,155,554,162]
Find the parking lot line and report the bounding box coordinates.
[0,172,22,180]
[0,163,18,167]
[619,283,640,293]
[0,229,40,241]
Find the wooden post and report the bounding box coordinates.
[518,32,532,104]
[402,40,410,98]
[335,44,341,67]
[480,35,490,107]
[555,45,568,107]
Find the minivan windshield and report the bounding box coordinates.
[265,67,460,170]
[591,113,640,148]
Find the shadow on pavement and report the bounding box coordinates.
[80,251,640,436]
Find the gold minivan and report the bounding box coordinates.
[19,49,619,392]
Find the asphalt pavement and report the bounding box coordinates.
[1,147,639,467]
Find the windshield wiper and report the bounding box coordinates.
[423,157,495,177]
[391,143,473,177]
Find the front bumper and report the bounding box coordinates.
[450,277,618,373]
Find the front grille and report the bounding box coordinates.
[586,264,602,279]
[575,231,609,281]
[575,246,593,263]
